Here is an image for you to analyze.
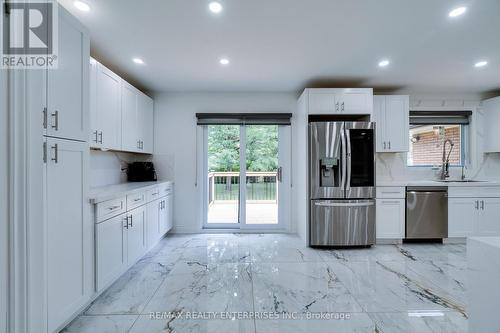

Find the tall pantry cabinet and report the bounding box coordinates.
[42,7,92,333]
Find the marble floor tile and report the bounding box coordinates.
[61,315,138,333]
[369,311,467,333]
[255,313,378,333]
[144,263,254,314]
[328,260,467,315]
[252,262,363,314]
[85,262,170,315]
[129,315,255,333]
[396,243,465,262]
[318,245,405,263]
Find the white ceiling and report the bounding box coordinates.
[59,0,500,95]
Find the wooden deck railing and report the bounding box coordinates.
[208,171,277,204]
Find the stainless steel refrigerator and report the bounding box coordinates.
[309,121,376,246]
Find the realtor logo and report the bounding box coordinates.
[1,0,58,69]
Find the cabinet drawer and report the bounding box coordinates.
[146,187,160,202]
[127,191,146,210]
[480,187,500,198]
[448,186,500,198]
[376,187,405,199]
[158,183,173,197]
[96,197,126,223]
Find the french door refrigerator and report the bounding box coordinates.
[309,121,376,246]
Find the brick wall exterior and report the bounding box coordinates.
[409,126,461,166]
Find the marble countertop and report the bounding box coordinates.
[377,180,500,187]
[89,180,173,204]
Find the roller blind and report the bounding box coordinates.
[196,113,292,125]
[409,111,471,125]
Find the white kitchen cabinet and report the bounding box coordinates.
[477,198,500,236]
[376,199,405,239]
[448,198,476,237]
[96,213,127,291]
[304,88,373,115]
[165,193,173,233]
[483,96,500,153]
[127,206,147,265]
[121,81,154,154]
[146,199,161,250]
[89,60,122,150]
[45,138,91,332]
[374,95,409,152]
[46,8,89,142]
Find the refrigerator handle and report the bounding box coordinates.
[340,127,347,191]
[345,129,352,191]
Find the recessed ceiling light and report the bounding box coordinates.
[209,2,223,14]
[449,6,467,17]
[219,58,230,65]
[74,1,91,12]
[378,59,390,67]
[133,58,145,65]
[474,61,488,68]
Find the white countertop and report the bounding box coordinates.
[377,180,500,187]
[89,181,173,204]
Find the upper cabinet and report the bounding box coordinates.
[373,95,409,153]
[45,9,89,142]
[304,88,373,115]
[89,58,154,154]
[483,96,500,153]
[89,61,122,150]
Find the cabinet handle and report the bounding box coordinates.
[388,141,391,150]
[51,144,58,163]
[335,102,339,112]
[475,200,479,210]
[107,205,121,210]
[481,200,484,210]
[124,216,129,229]
[341,102,345,112]
[129,215,133,227]
[51,110,59,130]
[43,107,47,129]
[99,131,103,144]
[381,200,400,204]
[152,192,158,196]
[93,130,98,143]
[133,197,142,202]
[383,142,386,150]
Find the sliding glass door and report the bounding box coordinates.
[203,124,290,229]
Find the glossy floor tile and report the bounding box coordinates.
[63,234,468,333]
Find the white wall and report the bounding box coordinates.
[89,150,152,188]
[153,92,298,233]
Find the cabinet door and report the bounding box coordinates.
[165,194,173,233]
[339,89,372,114]
[146,200,161,250]
[121,81,139,152]
[45,138,90,332]
[127,206,147,265]
[47,9,89,141]
[97,63,122,150]
[308,90,337,114]
[477,198,500,236]
[376,199,404,239]
[159,198,167,235]
[89,58,99,147]
[373,96,386,152]
[448,198,476,237]
[384,96,409,152]
[95,214,127,292]
[138,93,154,154]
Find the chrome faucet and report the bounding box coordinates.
[440,139,454,180]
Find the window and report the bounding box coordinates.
[407,111,471,167]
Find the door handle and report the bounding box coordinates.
[51,110,59,130]
[345,129,351,191]
[340,128,347,191]
[314,201,375,207]
[51,144,58,163]
[43,107,47,129]
[277,167,283,182]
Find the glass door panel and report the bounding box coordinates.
[206,125,240,224]
[245,125,279,225]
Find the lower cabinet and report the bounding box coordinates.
[146,199,162,250]
[95,206,147,292]
[165,193,173,233]
[448,197,500,237]
[376,199,405,239]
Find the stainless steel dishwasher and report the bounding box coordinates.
[406,186,448,239]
